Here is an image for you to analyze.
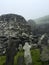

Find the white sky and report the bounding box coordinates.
[0,0,49,20]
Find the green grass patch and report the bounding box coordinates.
[0,56,6,65]
[14,51,24,65]
[31,49,41,65]
[0,49,47,65]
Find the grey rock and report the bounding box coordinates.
[23,42,32,65]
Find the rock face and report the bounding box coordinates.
[0,14,32,55]
[38,34,49,62]
[0,14,32,65]
[0,14,31,37]
[0,36,8,55]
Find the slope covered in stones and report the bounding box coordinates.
[0,14,31,37]
[0,14,32,55]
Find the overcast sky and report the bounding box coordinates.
[0,0,49,20]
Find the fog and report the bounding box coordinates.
[0,0,49,20]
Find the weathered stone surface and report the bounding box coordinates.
[23,42,32,65]
[5,37,19,65]
[0,14,32,55]
[0,36,8,55]
[0,14,31,37]
[18,44,23,51]
[40,45,49,61]
[38,34,49,62]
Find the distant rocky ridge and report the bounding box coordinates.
[27,15,49,35]
[35,15,49,24]
[33,15,49,35]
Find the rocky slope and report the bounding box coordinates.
[0,14,32,55]
[0,14,31,37]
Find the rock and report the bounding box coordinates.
[0,36,8,55]
[5,37,18,65]
[38,33,49,62]
[0,14,32,55]
[23,42,32,65]
[0,14,32,37]
[40,45,49,61]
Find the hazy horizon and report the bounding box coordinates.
[0,0,49,20]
